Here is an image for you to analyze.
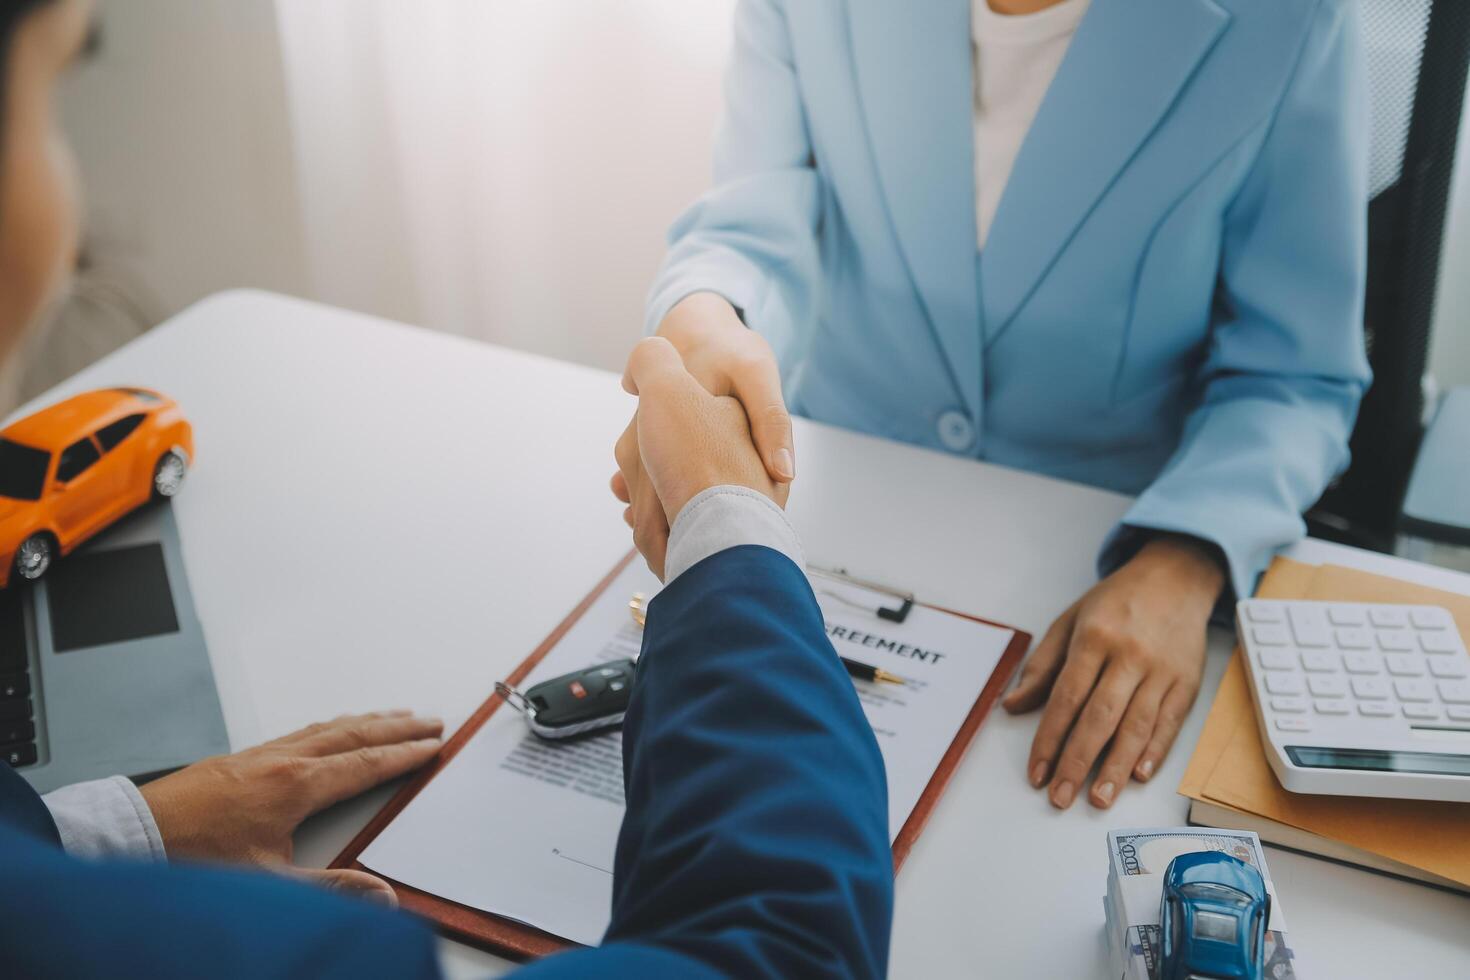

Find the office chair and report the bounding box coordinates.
[1307,0,1470,556]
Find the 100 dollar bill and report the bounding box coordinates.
[1122,924,1298,980]
[1108,828,1268,877]
[1105,828,1298,979]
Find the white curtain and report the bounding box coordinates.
[272,0,736,373]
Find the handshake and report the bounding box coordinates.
[610,330,795,580]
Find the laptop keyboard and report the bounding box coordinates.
[0,586,38,768]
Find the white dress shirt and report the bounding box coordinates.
[972,0,1091,248]
[662,485,805,583]
[42,774,167,860]
[39,485,799,860]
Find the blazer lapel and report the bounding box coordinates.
[981,0,1231,347]
[848,0,983,419]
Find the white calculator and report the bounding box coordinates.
[1236,599,1470,802]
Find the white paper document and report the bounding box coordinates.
[359,559,1015,946]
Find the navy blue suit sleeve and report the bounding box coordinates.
[0,757,62,845]
[520,545,893,980]
[0,544,887,979]
[0,725,439,978]
[0,820,441,980]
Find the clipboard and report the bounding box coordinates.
[332,550,1031,961]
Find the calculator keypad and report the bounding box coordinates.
[1242,600,1470,735]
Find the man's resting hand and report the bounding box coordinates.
[139,711,443,904]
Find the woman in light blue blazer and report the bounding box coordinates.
[633,0,1371,810]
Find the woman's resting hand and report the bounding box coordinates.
[1003,535,1225,810]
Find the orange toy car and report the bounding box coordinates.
[0,388,193,588]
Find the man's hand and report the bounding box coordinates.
[139,711,444,904]
[612,337,786,578]
[1002,536,1225,810]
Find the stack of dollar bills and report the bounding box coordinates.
[1104,827,1299,979]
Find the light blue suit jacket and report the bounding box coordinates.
[647,0,1372,599]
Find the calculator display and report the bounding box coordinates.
[1285,746,1470,777]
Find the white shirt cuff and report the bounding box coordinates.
[663,485,805,584]
[41,775,167,861]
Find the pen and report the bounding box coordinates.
[840,656,906,685]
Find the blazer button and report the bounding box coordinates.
[936,410,975,452]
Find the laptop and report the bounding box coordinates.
[1,501,228,794]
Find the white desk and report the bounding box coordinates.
[17,291,1468,978]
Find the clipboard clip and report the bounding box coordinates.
[807,565,915,624]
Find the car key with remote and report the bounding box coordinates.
[496,659,635,740]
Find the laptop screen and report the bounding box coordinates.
[46,544,180,653]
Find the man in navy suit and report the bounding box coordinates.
[0,337,893,978]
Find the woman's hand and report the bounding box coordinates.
[654,291,795,483]
[1002,535,1225,810]
[613,337,787,579]
[611,292,793,568]
[138,711,444,904]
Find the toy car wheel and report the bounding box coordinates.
[14,534,54,582]
[152,450,188,499]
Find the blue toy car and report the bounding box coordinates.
[1159,851,1270,980]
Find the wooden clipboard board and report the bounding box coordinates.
[332,550,1031,961]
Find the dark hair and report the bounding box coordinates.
[0,1,60,137]
[0,0,58,226]
[0,1,57,63]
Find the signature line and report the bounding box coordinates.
[552,848,613,876]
